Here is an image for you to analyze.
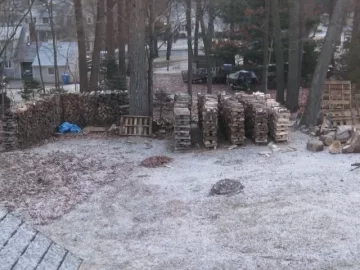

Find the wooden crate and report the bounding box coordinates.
[120,115,152,136]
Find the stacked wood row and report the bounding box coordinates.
[174,93,191,109]
[266,99,290,142]
[236,93,268,144]
[1,95,62,150]
[62,90,129,126]
[174,93,191,150]
[1,112,18,151]
[1,91,130,151]
[198,94,218,148]
[221,98,245,145]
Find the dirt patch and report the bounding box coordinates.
[0,151,133,224]
[141,156,172,168]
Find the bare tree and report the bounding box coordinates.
[302,0,350,126]
[261,0,270,93]
[41,0,60,88]
[129,0,149,116]
[29,7,45,94]
[194,0,201,57]
[117,0,126,89]
[185,0,193,98]
[286,0,301,111]
[271,0,285,104]
[200,0,215,94]
[148,0,155,117]
[74,0,88,92]
[89,0,105,91]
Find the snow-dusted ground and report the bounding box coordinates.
[3,131,360,269]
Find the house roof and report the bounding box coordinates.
[0,27,23,41]
[17,43,38,62]
[32,42,78,67]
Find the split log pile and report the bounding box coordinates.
[2,95,62,150]
[266,99,291,142]
[174,93,191,150]
[236,93,268,144]
[218,94,245,145]
[198,94,218,148]
[62,90,129,126]
[1,112,18,151]
[1,91,130,151]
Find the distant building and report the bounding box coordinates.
[32,42,79,84]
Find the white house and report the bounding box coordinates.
[0,26,24,79]
[32,41,79,84]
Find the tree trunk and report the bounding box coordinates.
[271,0,285,103]
[47,0,60,89]
[29,10,45,94]
[153,32,159,58]
[74,0,88,92]
[117,0,127,89]
[107,0,115,59]
[298,0,305,88]
[352,0,360,40]
[148,0,155,117]
[90,0,105,92]
[129,0,149,116]
[194,0,201,57]
[286,0,300,112]
[261,0,270,93]
[186,0,193,98]
[200,0,215,94]
[302,0,350,126]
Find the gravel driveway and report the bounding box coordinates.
[2,132,360,269]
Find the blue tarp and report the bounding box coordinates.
[58,122,81,134]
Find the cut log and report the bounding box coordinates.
[343,127,360,153]
[306,140,324,152]
[329,140,341,154]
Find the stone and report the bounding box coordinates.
[343,127,360,154]
[306,140,324,152]
[320,132,335,146]
[329,140,341,154]
[336,131,351,143]
[209,179,244,196]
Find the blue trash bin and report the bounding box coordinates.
[62,73,70,85]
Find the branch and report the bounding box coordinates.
[0,0,36,58]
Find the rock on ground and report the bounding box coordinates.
[306,140,324,152]
[320,132,335,146]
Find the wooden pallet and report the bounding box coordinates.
[322,81,352,110]
[120,115,152,136]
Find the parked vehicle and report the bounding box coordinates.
[227,70,259,91]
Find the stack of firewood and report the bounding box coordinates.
[266,99,290,142]
[236,93,268,144]
[198,94,218,148]
[173,107,191,150]
[251,103,269,144]
[222,99,245,145]
[174,93,191,109]
[1,112,18,151]
[174,93,191,151]
[62,91,129,126]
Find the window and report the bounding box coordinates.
[33,17,36,24]
[4,60,12,69]
[42,17,49,24]
[48,67,55,75]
